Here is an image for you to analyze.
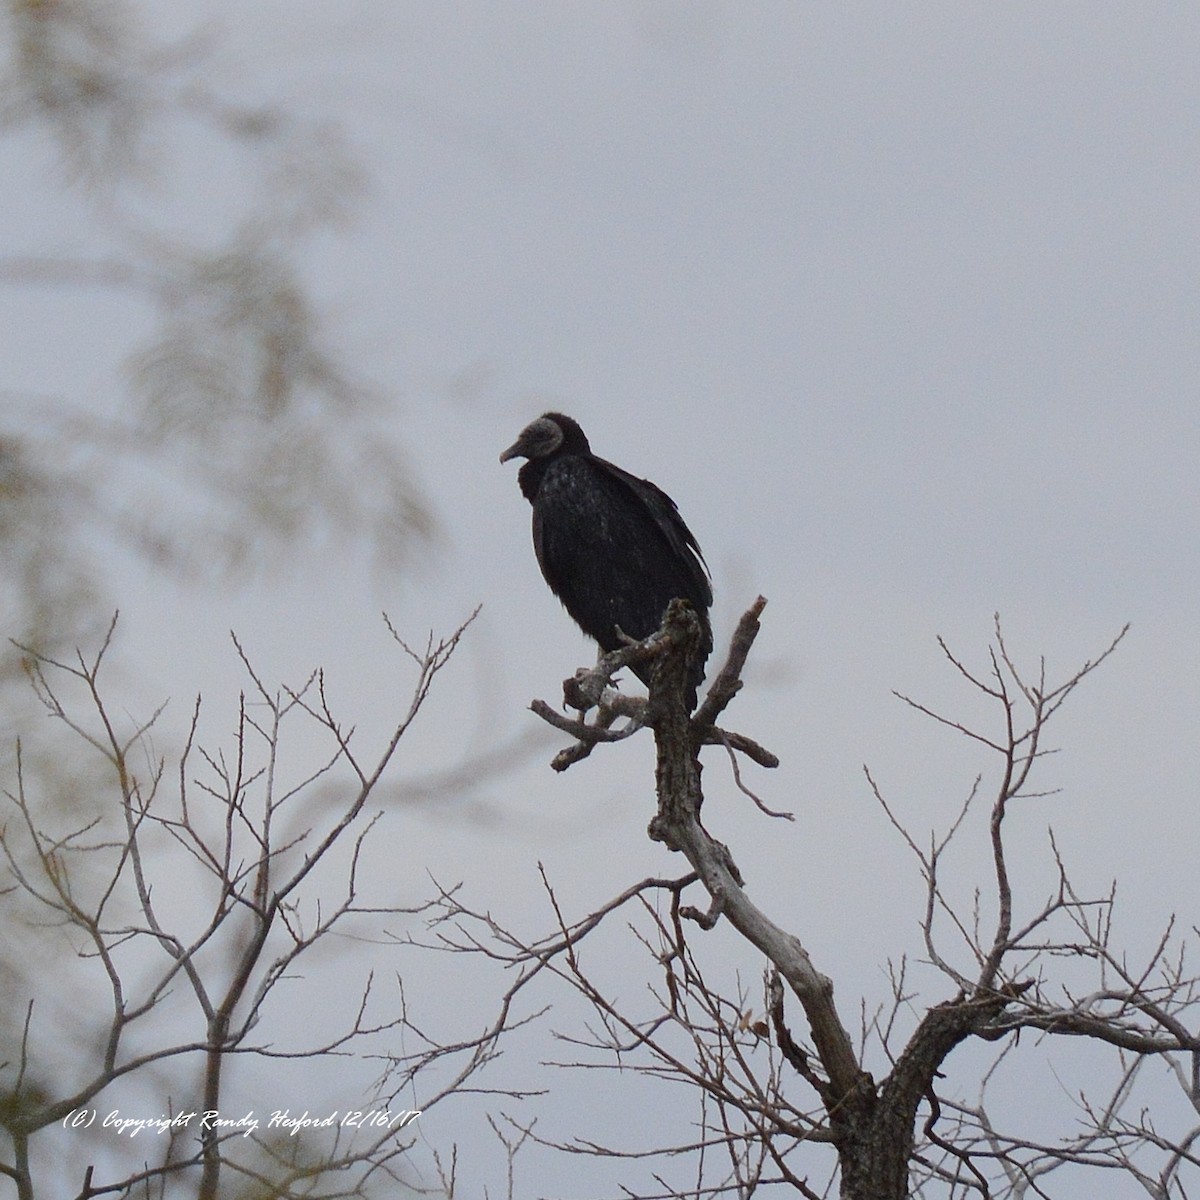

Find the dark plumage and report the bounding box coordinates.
[500,413,712,709]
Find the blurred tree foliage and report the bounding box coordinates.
[0,8,443,1194]
[0,0,432,677]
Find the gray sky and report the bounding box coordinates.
[7,4,1200,1195]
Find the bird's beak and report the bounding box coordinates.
[499,439,524,464]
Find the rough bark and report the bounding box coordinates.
[645,600,1018,1200]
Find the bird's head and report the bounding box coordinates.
[499,413,589,464]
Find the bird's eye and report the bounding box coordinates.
[531,421,562,456]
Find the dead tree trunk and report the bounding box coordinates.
[645,599,1021,1200]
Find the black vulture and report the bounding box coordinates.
[500,412,712,709]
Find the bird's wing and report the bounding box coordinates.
[593,457,712,605]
